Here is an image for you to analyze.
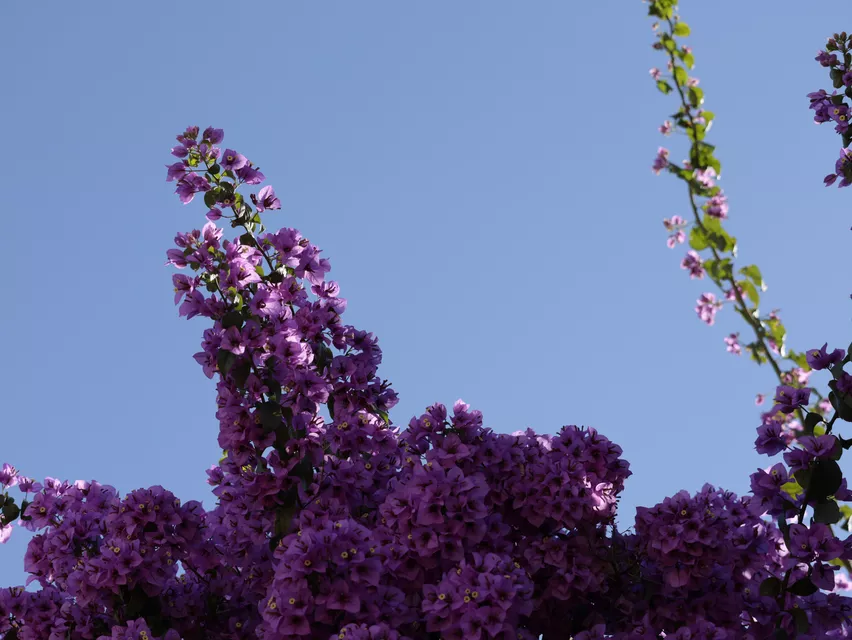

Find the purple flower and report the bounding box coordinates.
[202,126,224,144]
[816,50,840,67]
[0,463,18,488]
[704,192,729,219]
[165,162,189,182]
[806,343,846,370]
[652,147,670,174]
[236,164,266,185]
[221,149,248,171]
[175,173,211,204]
[680,250,705,279]
[772,385,811,414]
[695,293,721,325]
[724,332,741,355]
[755,420,787,456]
[799,434,839,459]
[252,186,281,212]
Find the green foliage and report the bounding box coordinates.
[688,86,704,107]
[657,80,673,94]
[647,0,676,19]
[673,22,690,37]
[813,499,842,525]
[759,576,782,597]
[704,258,733,281]
[739,265,765,290]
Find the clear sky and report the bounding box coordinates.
[1,2,848,583]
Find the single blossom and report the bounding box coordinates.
[806,343,846,370]
[772,385,811,414]
[652,147,670,174]
[724,333,741,355]
[680,250,705,279]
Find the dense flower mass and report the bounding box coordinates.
[2,3,852,638]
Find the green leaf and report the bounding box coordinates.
[204,190,219,209]
[813,500,842,524]
[1,499,20,523]
[739,280,760,308]
[780,480,803,500]
[216,349,236,377]
[657,80,673,95]
[673,22,691,36]
[759,576,782,597]
[739,265,765,290]
[809,459,843,500]
[221,311,243,330]
[230,360,251,389]
[689,226,709,250]
[704,258,732,281]
[682,52,695,69]
[791,606,810,634]
[673,66,688,86]
[687,123,706,142]
[789,577,819,596]
[256,401,282,433]
[802,412,823,436]
[661,35,676,52]
[688,86,704,108]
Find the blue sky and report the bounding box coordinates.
[1,2,848,583]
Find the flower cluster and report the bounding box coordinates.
[1,18,851,634]
[808,31,852,187]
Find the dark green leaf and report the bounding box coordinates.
[1,499,19,523]
[803,412,823,436]
[656,80,673,95]
[239,233,256,247]
[759,576,782,597]
[813,500,842,524]
[809,459,843,500]
[791,606,809,633]
[204,190,219,209]
[221,311,243,330]
[327,393,336,420]
[230,360,251,389]
[217,349,236,377]
[256,401,282,433]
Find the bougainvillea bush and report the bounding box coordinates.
[2,1,852,638]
